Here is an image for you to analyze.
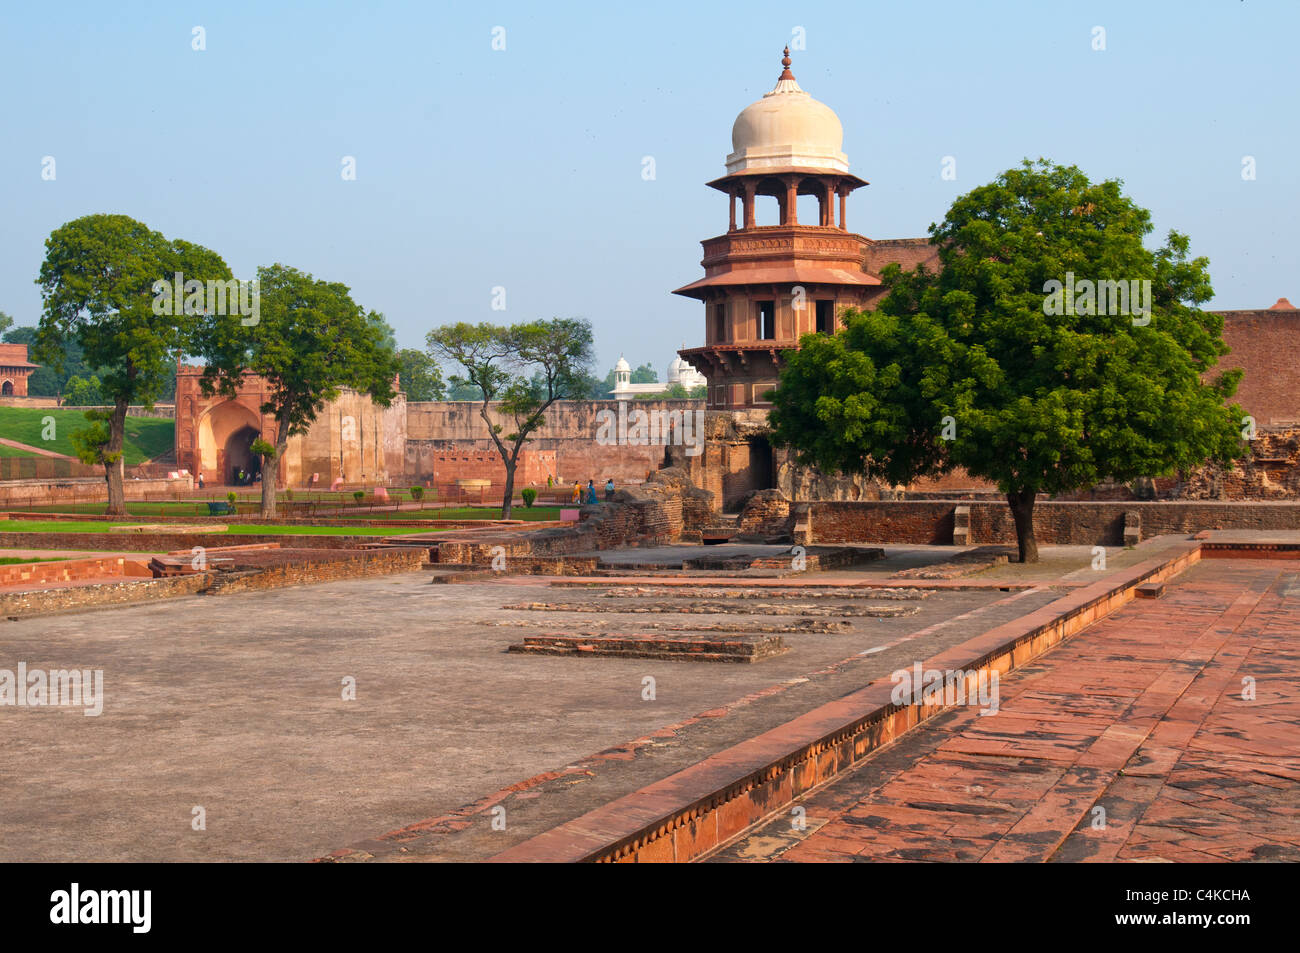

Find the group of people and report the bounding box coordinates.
[570,478,615,505]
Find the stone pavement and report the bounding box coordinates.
[0,569,1052,861]
[708,557,1300,862]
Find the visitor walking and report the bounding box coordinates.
[586,480,597,505]
[604,477,614,501]
[571,481,582,504]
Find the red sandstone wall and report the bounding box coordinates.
[810,500,1300,546]
[1216,309,1300,429]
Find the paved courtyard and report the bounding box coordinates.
[5,541,1298,863]
[1,557,1055,861]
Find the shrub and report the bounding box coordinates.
[521,487,537,508]
[410,486,424,502]
[226,491,237,505]
[284,487,294,501]
[353,490,366,504]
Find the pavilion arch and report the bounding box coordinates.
[197,400,263,484]
[753,176,787,226]
[797,176,832,226]
[1,380,13,396]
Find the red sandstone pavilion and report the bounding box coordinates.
[674,48,937,411]
[0,343,37,397]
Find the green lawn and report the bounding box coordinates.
[0,556,69,565]
[0,407,174,463]
[0,520,439,537]
[0,444,40,457]
[9,502,564,521]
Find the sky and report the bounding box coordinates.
[1,0,1297,380]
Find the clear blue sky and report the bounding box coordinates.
[2,0,1296,379]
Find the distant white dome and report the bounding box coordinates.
[726,48,848,174]
[614,355,631,373]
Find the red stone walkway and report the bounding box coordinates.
[709,558,1300,862]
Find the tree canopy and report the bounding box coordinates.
[428,318,594,517]
[35,213,231,514]
[768,159,1246,561]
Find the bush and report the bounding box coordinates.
[521,487,537,508]
[410,486,424,502]
[284,487,294,501]
[226,491,238,505]
[353,490,366,504]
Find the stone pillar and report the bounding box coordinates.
[822,182,834,226]
[784,178,798,225]
[729,190,737,231]
[838,190,847,230]
[743,184,755,229]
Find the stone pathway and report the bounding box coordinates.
[709,558,1300,862]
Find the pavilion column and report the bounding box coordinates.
[822,182,834,225]
[742,184,755,229]
[838,190,847,230]
[728,190,737,231]
[784,177,798,225]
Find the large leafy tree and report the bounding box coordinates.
[35,214,231,515]
[198,264,399,517]
[427,319,594,518]
[769,159,1245,562]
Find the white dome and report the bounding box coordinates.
[614,355,631,373]
[726,50,848,174]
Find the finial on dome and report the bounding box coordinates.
[779,46,795,81]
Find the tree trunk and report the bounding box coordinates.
[1007,487,1039,563]
[260,434,289,518]
[500,457,516,520]
[104,398,129,517]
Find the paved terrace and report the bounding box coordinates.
[709,556,1300,862]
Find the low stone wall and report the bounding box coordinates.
[0,555,151,588]
[203,549,425,594]
[0,575,211,618]
[0,548,425,617]
[809,500,1300,546]
[0,531,383,552]
[0,475,192,506]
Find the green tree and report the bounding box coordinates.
[35,214,231,515]
[0,311,12,338]
[197,263,400,517]
[398,347,445,401]
[769,159,1245,562]
[62,374,103,406]
[427,318,594,518]
[68,409,119,472]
